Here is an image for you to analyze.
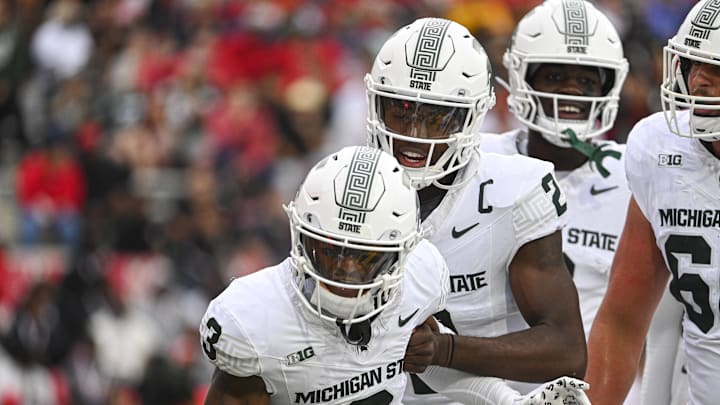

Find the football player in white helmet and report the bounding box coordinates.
[500,0,627,149]
[365,18,495,191]
[586,1,720,405]
[491,2,689,403]
[199,146,592,404]
[480,1,660,402]
[365,17,588,405]
[485,0,630,335]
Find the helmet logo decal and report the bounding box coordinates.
[338,147,381,232]
[687,1,720,48]
[409,18,451,91]
[562,0,589,54]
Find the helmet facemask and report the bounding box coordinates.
[366,89,484,189]
[286,203,413,326]
[662,42,720,141]
[503,54,624,147]
[284,146,421,333]
[501,0,628,147]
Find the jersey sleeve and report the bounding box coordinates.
[479,129,522,155]
[434,248,450,314]
[404,239,450,327]
[624,117,655,222]
[512,170,567,248]
[199,288,262,378]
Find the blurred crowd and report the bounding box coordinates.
[0,0,696,404]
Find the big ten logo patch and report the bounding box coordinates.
[287,346,315,365]
[658,154,683,167]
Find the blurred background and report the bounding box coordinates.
[0,0,695,404]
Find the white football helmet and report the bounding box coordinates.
[662,0,720,141]
[503,0,628,147]
[365,17,495,189]
[285,146,421,332]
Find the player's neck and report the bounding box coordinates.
[527,130,588,171]
[700,139,720,160]
[417,172,456,221]
[418,186,446,222]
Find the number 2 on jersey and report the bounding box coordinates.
[542,173,567,216]
[665,235,715,333]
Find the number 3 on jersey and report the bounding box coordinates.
[203,317,222,360]
[664,235,715,333]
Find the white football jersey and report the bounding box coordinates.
[481,129,631,337]
[626,111,720,405]
[199,239,449,405]
[404,149,567,404]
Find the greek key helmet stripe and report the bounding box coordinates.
[690,0,720,40]
[339,147,382,223]
[562,0,589,46]
[410,18,451,83]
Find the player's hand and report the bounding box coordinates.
[403,317,447,373]
[515,376,591,405]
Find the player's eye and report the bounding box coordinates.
[578,77,592,86]
[547,72,564,82]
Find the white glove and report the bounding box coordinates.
[514,377,591,405]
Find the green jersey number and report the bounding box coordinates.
[542,173,567,216]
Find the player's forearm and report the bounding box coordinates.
[585,201,668,405]
[443,324,586,382]
[585,315,645,405]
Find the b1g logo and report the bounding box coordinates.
[287,346,315,365]
[658,154,683,167]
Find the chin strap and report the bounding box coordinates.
[337,317,374,347]
[562,128,620,178]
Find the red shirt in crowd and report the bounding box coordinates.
[16,149,86,213]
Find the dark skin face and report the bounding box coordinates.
[380,97,466,201]
[304,237,395,298]
[688,60,720,159]
[380,97,463,168]
[527,63,604,171]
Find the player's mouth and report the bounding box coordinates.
[324,284,368,298]
[395,147,429,168]
[688,90,720,116]
[692,107,720,117]
[556,102,588,120]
